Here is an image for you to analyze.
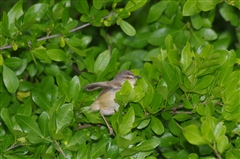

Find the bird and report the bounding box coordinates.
[84,70,141,135]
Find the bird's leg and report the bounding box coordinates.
[100,112,114,135]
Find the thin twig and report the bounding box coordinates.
[54,140,67,158]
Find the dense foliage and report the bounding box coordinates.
[0,0,240,158]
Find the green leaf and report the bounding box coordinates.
[197,0,220,11]
[181,42,192,72]
[183,125,207,145]
[7,0,23,34]
[137,119,151,129]
[90,138,110,158]
[31,89,51,111]
[67,130,89,147]
[69,76,81,102]
[67,43,86,56]
[32,47,51,63]
[168,118,182,136]
[119,20,136,36]
[148,28,174,46]
[4,57,23,70]
[38,112,50,137]
[75,0,89,14]
[94,50,110,74]
[118,107,135,135]
[160,62,178,94]
[182,0,200,16]
[193,75,214,90]
[93,0,104,10]
[46,49,67,62]
[173,113,192,121]
[220,3,239,26]
[2,12,9,36]
[190,14,203,29]
[147,1,168,23]
[197,28,218,41]
[214,122,226,141]
[201,121,214,143]
[159,132,180,147]
[23,3,49,23]
[1,108,14,134]
[151,116,164,135]
[135,137,160,151]
[125,0,147,12]
[217,135,228,153]
[8,0,23,24]
[16,115,44,143]
[3,65,19,93]
[56,104,73,133]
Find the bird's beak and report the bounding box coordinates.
[135,75,141,79]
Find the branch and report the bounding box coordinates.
[0,12,116,51]
[0,23,91,51]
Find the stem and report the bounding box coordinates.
[4,143,23,152]
[208,143,222,159]
[54,140,67,158]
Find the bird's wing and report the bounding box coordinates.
[84,81,122,91]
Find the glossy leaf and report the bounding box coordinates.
[118,107,135,135]
[147,1,167,23]
[159,132,179,147]
[4,57,22,70]
[191,14,203,29]
[214,122,226,141]
[31,89,51,111]
[220,3,239,26]
[16,115,44,143]
[56,104,73,133]
[67,130,89,147]
[135,137,160,151]
[47,49,67,62]
[181,42,192,72]
[93,0,103,10]
[137,119,151,129]
[217,135,228,153]
[90,138,110,158]
[183,125,207,145]
[119,20,136,36]
[24,3,48,22]
[94,50,110,74]
[182,0,200,16]
[151,116,164,135]
[69,76,81,102]
[197,0,220,11]
[193,75,214,90]
[38,112,50,137]
[3,65,19,93]
[125,0,147,12]
[1,108,14,134]
[75,0,89,14]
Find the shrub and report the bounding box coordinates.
[0,0,240,158]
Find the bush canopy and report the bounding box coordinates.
[0,0,240,158]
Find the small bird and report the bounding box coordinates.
[84,70,141,135]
